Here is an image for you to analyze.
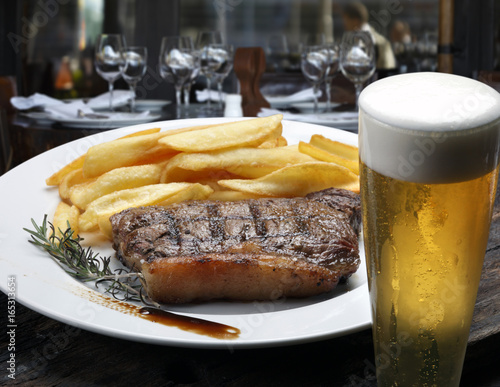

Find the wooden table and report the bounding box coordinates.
[1,116,499,386]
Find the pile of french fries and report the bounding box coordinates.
[47,114,360,239]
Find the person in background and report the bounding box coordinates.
[341,2,396,71]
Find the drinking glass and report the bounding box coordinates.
[339,31,376,107]
[159,36,197,116]
[266,34,289,72]
[182,56,200,109]
[196,31,223,111]
[358,72,500,386]
[211,44,234,111]
[300,45,329,113]
[95,34,126,111]
[323,43,339,112]
[121,46,147,112]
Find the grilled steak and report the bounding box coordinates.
[110,188,361,304]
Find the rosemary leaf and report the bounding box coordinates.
[24,215,159,307]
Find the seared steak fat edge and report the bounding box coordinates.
[110,188,361,304]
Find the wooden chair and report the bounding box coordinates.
[0,76,17,174]
[0,109,13,174]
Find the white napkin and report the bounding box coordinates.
[86,90,134,109]
[10,93,62,110]
[196,89,223,102]
[43,100,151,120]
[10,90,134,111]
[264,88,322,104]
[258,107,358,123]
[44,100,93,119]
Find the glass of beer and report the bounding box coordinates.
[358,72,500,386]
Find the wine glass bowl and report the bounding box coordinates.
[339,31,376,107]
[94,34,126,111]
[211,44,234,111]
[196,31,223,111]
[324,43,340,112]
[300,45,329,113]
[159,36,197,117]
[121,46,148,112]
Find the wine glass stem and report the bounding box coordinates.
[325,81,332,112]
[313,84,319,113]
[129,84,136,113]
[108,81,114,111]
[354,83,363,109]
[206,77,212,109]
[175,85,182,118]
[183,83,191,107]
[217,81,223,110]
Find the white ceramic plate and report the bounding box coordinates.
[301,114,359,132]
[291,102,341,114]
[0,118,370,349]
[134,99,171,112]
[265,95,313,109]
[55,113,161,129]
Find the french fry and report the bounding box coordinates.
[79,183,213,232]
[161,146,315,183]
[96,182,214,239]
[309,134,359,161]
[120,127,161,138]
[69,163,166,210]
[52,201,80,238]
[218,161,360,197]
[83,132,178,178]
[58,168,94,200]
[157,114,283,152]
[45,128,162,187]
[257,135,288,149]
[298,141,359,175]
[46,154,86,186]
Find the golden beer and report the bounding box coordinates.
[358,72,500,386]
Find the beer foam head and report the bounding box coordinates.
[358,72,500,183]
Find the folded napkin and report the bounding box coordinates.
[43,99,151,120]
[264,88,322,104]
[258,107,358,122]
[44,100,93,119]
[10,90,134,111]
[11,93,62,110]
[86,90,134,109]
[196,89,223,102]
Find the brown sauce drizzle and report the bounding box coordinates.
[74,287,240,340]
[138,307,240,340]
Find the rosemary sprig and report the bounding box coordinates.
[24,215,159,308]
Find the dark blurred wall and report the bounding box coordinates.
[0,2,21,77]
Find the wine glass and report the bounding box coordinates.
[182,55,200,109]
[196,31,223,111]
[211,44,234,112]
[266,34,289,72]
[94,34,126,111]
[323,43,340,112]
[121,46,147,112]
[300,45,329,113]
[339,31,376,107]
[159,36,198,117]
